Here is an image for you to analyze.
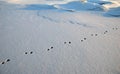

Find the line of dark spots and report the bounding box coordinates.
[80,38,86,42]
[113,28,118,30]
[47,46,54,51]
[91,34,98,36]
[25,51,33,54]
[104,30,108,34]
[64,41,71,44]
[1,59,10,65]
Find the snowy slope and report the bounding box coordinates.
[105,7,120,17]
[22,4,56,10]
[0,1,120,74]
[54,1,103,11]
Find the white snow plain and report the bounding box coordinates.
[0,1,120,74]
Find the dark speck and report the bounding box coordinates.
[84,38,86,40]
[51,47,53,49]
[47,49,50,51]
[64,42,67,44]
[81,40,83,42]
[91,34,93,36]
[25,52,27,54]
[6,59,10,62]
[2,62,5,64]
[105,31,108,32]
[95,34,98,36]
[30,51,33,54]
[69,42,71,44]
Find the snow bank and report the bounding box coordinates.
[22,4,56,10]
[55,1,103,11]
[105,7,120,17]
[89,0,112,5]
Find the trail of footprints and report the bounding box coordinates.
[0,27,119,66]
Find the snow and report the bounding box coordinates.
[54,1,103,11]
[22,4,56,10]
[105,7,120,17]
[0,1,120,74]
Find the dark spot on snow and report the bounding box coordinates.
[81,40,83,42]
[104,31,108,34]
[95,34,98,36]
[69,42,71,44]
[64,42,67,44]
[30,51,33,54]
[69,21,74,24]
[104,32,106,34]
[47,49,50,51]
[2,62,5,64]
[25,52,28,54]
[91,34,93,36]
[84,38,87,40]
[6,59,10,62]
[51,47,53,49]
[105,31,108,32]
[77,22,81,25]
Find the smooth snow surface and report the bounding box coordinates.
[0,1,120,74]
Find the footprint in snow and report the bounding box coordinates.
[30,51,33,54]
[113,28,118,30]
[104,30,108,34]
[64,41,72,44]
[47,46,54,51]
[69,20,75,24]
[80,38,87,42]
[0,59,10,65]
[25,51,33,54]
[81,40,83,42]
[91,34,98,36]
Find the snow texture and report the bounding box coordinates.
[0,1,120,74]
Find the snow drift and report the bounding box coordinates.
[22,4,56,10]
[105,7,120,17]
[54,1,104,11]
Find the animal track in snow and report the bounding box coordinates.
[0,59,10,65]
[25,51,34,54]
[64,41,72,44]
[91,34,98,36]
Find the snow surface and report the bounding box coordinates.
[0,1,120,74]
[54,1,103,11]
[105,7,120,17]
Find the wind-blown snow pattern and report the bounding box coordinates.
[105,7,120,17]
[0,1,120,74]
[22,4,56,10]
[54,1,103,11]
